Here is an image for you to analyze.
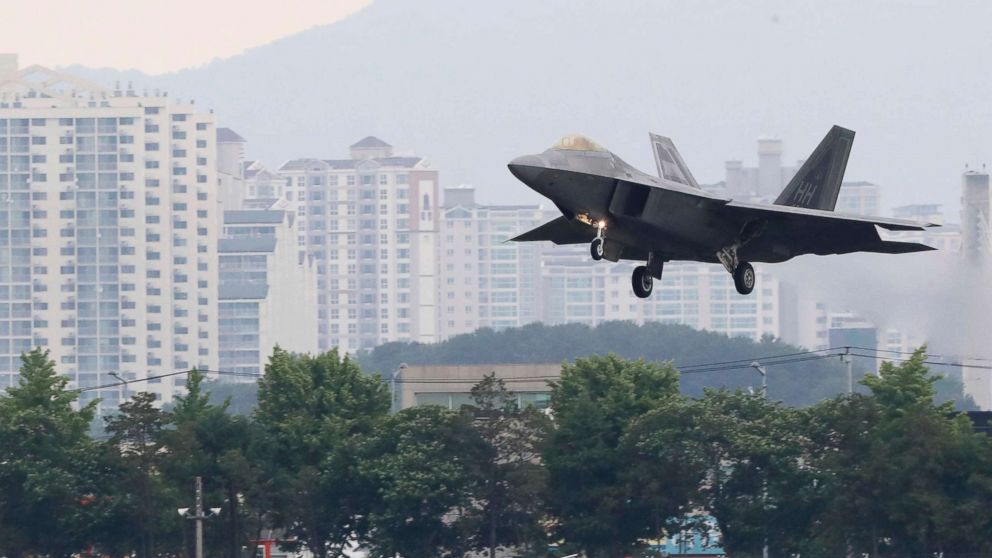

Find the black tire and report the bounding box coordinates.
[733,261,756,295]
[632,265,653,298]
[590,237,604,260]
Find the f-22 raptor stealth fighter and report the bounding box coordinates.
[508,126,935,298]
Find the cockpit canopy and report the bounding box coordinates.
[551,134,608,152]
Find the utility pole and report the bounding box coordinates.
[178,476,221,558]
[750,361,769,558]
[840,347,853,394]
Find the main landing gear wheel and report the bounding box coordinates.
[632,265,653,298]
[733,261,755,295]
[590,237,605,261]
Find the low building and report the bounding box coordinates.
[394,362,561,411]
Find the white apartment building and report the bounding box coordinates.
[0,58,218,412]
[437,186,544,338]
[278,137,438,353]
[218,209,317,378]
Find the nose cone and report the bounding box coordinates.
[507,154,546,186]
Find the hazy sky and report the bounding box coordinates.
[2,0,370,74]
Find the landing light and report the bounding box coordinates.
[597,220,607,229]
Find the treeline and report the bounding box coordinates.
[2,346,992,558]
[359,321,973,408]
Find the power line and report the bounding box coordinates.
[676,347,840,370]
[61,345,992,395]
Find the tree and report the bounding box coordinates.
[254,347,390,558]
[160,369,263,558]
[362,406,485,558]
[0,348,101,557]
[803,348,992,557]
[620,396,709,550]
[462,373,550,557]
[691,389,815,558]
[96,392,176,558]
[543,354,680,558]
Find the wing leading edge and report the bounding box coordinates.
[509,216,595,245]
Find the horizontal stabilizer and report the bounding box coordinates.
[871,241,937,254]
[510,216,596,245]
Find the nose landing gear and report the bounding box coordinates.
[591,237,605,260]
[590,220,607,261]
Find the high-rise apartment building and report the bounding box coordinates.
[0,60,218,411]
[437,186,544,339]
[278,137,438,353]
[218,209,317,378]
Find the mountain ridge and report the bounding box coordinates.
[59,0,992,211]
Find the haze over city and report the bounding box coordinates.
[39,0,992,215]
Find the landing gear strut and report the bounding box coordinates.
[632,252,664,299]
[591,237,604,260]
[590,221,606,261]
[716,244,755,295]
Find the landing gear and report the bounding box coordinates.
[632,266,653,298]
[716,244,756,295]
[591,237,604,260]
[733,261,755,295]
[631,252,664,299]
[590,221,607,261]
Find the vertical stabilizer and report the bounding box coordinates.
[650,133,699,188]
[774,125,855,211]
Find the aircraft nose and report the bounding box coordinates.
[507,154,546,185]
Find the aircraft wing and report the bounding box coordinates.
[510,216,596,245]
[723,201,936,259]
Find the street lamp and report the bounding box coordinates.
[750,361,767,398]
[108,371,128,401]
[391,363,407,413]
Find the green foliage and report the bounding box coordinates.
[693,390,815,557]
[462,373,551,557]
[544,354,680,558]
[2,345,991,558]
[800,348,992,557]
[255,347,390,558]
[0,348,101,557]
[363,406,485,558]
[95,392,178,558]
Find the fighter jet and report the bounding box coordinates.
[508,126,935,298]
